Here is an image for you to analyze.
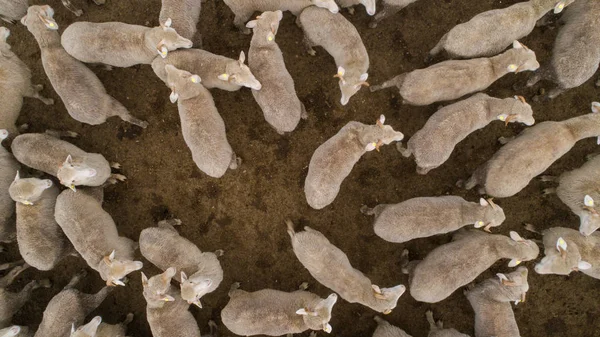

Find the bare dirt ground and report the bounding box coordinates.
[3,0,600,336]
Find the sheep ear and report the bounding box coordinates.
[474,221,485,228]
[508,258,521,267]
[507,64,518,72]
[189,75,201,83]
[510,231,524,242]
[479,198,489,206]
[14,171,20,181]
[365,142,377,152]
[584,195,594,207]
[496,273,508,281]
[246,20,257,28]
[239,50,245,64]
[71,323,76,334]
[360,73,368,81]
[337,66,346,77]
[266,32,275,42]
[371,284,382,294]
[141,272,149,286]
[513,41,523,49]
[556,237,567,252]
[497,114,508,122]
[66,155,73,165]
[276,10,283,20]
[592,102,600,113]
[578,261,592,270]
[218,73,230,81]
[109,250,116,261]
[296,308,309,315]
[554,0,566,13]
[378,114,385,125]
[181,271,188,282]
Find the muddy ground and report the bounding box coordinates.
[3,0,600,336]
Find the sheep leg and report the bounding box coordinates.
[79,286,112,315]
[229,154,241,170]
[396,142,412,157]
[24,84,53,105]
[0,263,28,287]
[546,88,566,100]
[526,73,542,87]
[302,35,317,56]
[0,15,14,24]
[228,282,241,297]
[91,0,106,5]
[44,129,79,139]
[370,74,405,92]
[360,205,376,216]
[233,13,252,34]
[369,6,401,28]
[498,136,515,145]
[64,270,87,289]
[157,219,182,233]
[61,0,83,16]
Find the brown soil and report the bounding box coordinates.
[3,0,600,336]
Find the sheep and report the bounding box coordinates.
[139,219,223,308]
[0,130,19,243]
[361,196,506,243]
[221,0,339,33]
[287,220,406,313]
[141,268,201,337]
[429,0,574,59]
[221,282,338,336]
[402,230,539,303]
[70,314,134,337]
[159,0,203,41]
[299,6,370,106]
[11,132,125,190]
[304,115,403,209]
[0,27,53,136]
[463,102,600,198]
[164,64,240,178]
[0,263,49,329]
[61,19,193,68]
[534,227,599,279]
[21,5,148,128]
[34,271,110,337]
[425,311,470,337]
[372,316,412,337]
[369,0,420,28]
[9,174,71,271]
[336,0,376,15]
[541,152,600,236]
[527,0,600,99]
[151,49,261,91]
[465,267,529,337]
[54,188,143,286]
[246,10,305,134]
[397,94,535,174]
[371,41,539,106]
